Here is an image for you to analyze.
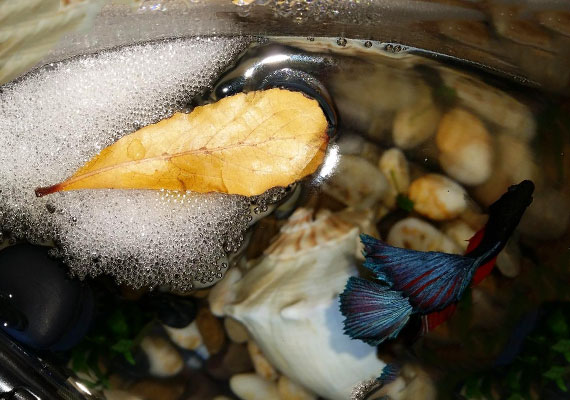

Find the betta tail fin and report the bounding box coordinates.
[360,234,478,313]
[340,277,413,346]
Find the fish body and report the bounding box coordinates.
[340,180,534,346]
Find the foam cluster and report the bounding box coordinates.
[0,37,270,291]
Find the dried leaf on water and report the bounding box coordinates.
[36,88,329,197]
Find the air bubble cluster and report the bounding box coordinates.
[0,37,264,291]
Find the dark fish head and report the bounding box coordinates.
[488,180,534,230]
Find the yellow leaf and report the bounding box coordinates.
[35,88,329,197]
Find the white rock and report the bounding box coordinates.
[393,96,441,150]
[230,373,280,400]
[247,341,279,382]
[441,219,476,252]
[323,155,389,209]
[388,217,462,254]
[277,375,317,400]
[379,148,410,208]
[163,321,202,350]
[436,108,493,185]
[208,267,242,317]
[139,336,183,378]
[224,317,250,344]
[408,174,468,221]
[440,71,536,141]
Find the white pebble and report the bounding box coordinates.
[496,241,521,278]
[230,373,280,400]
[441,71,536,141]
[408,174,468,220]
[277,375,317,400]
[436,108,493,185]
[323,155,389,209]
[441,219,477,252]
[388,217,462,254]
[393,96,441,150]
[163,321,202,351]
[139,336,183,378]
[378,148,410,208]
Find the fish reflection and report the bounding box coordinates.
[340,180,535,346]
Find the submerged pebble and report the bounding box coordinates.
[230,373,280,400]
[277,375,317,400]
[139,336,184,378]
[436,108,493,185]
[163,321,202,351]
[408,174,468,220]
[323,155,389,209]
[441,219,477,252]
[440,71,536,141]
[387,217,462,254]
[393,93,441,150]
[196,307,225,355]
[379,148,411,208]
[496,240,521,278]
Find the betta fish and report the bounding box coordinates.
[340,180,535,346]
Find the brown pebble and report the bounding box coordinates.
[184,372,225,399]
[196,307,225,355]
[206,343,253,381]
[129,379,185,400]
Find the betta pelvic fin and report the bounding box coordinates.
[339,277,413,346]
[360,234,477,313]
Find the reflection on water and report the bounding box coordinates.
[0,36,569,399]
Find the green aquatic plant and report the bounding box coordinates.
[461,303,570,400]
[69,299,155,388]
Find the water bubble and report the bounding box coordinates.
[0,37,254,291]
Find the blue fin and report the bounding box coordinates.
[339,277,413,346]
[377,363,400,384]
[360,234,477,313]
